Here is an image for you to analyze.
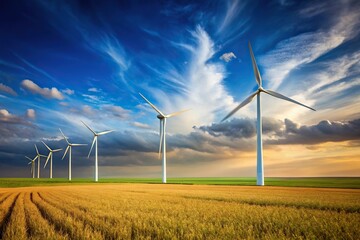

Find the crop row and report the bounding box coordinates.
[0,185,358,239]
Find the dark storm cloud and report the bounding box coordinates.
[272,118,360,144]
[197,117,283,138]
[197,117,360,145]
[0,109,38,139]
[2,117,360,176]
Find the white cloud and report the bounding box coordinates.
[21,79,64,100]
[62,88,74,95]
[131,122,152,129]
[88,87,101,92]
[26,109,36,119]
[220,52,236,62]
[0,83,17,96]
[146,26,236,133]
[82,94,102,103]
[0,109,11,117]
[102,105,131,120]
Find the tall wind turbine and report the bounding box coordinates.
[59,128,87,181]
[81,121,114,182]
[221,42,315,186]
[139,93,189,184]
[34,144,47,178]
[25,156,36,178]
[42,141,62,179]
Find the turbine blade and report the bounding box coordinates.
[28,161,32,165]
[44,153,51,168]
[34,156,38,161]
[166,109,191,118]
[221,91,258,122]
[53,148,62,152]
[34,144,39,154]
[40,155,47,158]
[262,89,316,111]
[158,120,164,159]
[62,146,69,160]
[81,120,96,135]
[139,93,165,117]
[88,137,96,158]
[97,130,114,136]
[59,128,70,144]
[248,42,262,87]
[25,156,32,161]
[72,143,87,146]
[42,141,51,151]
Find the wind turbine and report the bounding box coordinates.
[221,42,315,186]
[139,93,189,184]
[42,141,62,179]
[34,144,47,178]
[25,156,36,178]
[59,128,87,181]
[81,121,114,182]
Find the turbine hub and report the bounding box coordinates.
[157,115,165,119]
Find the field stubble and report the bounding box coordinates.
[0,184,359,239]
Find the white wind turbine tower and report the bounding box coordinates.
[139,93,189,184]
[34,144,47,178]
[221,42,316,186]
[81,121,114,182]
[25,156,36,178]
[42,141,62,179]
[59,128,87,181]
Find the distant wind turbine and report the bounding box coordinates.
[139,93,190,184]
[81,121,114,182]
[221,42,315,186]
[25,156,36,178]
[34,144,47,178]
[59,128,87,181]
[42,141,62,179]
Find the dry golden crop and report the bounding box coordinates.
[0,184,359,239]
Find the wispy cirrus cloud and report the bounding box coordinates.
[261,4,360,90]
[15,54,63,86]
[36,1,131,90]
[142,26,235,133]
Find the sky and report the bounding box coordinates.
[0,0,359,178]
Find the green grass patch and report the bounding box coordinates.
[0,177,359,188]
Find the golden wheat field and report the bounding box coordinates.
[0,184,359,240]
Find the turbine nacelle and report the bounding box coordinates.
[157,115,165,119]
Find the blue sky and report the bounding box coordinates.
[0,0,359,178]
